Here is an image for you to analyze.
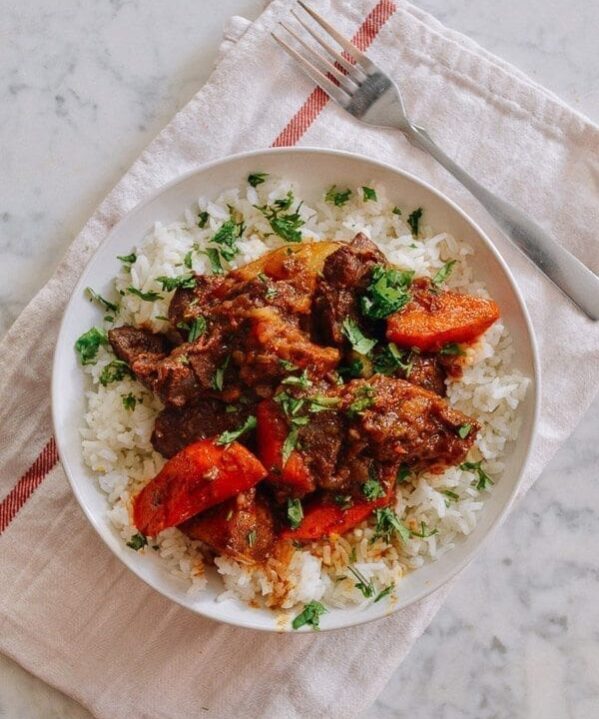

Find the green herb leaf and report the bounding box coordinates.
[215,415,257,446]
[197,211,209,228]
[325,186,352,207]
[127,287,163,302]
[333,495,353,510]
[348,566,375,598]
[156,274,197,291]
[348,384,375,416]
[362,186,377,202]
[442,489,459,501]
[373,343,413,376]
[410,521,438,538]
[373,507,411,544]
[460,460,494,491]
[287,498,304,530]
[439,342,465,356]
[407,207,423,237]
[257,192,305,243]
[279,359,298,371]
[117,252,136,264]
[341,318,376,356]
[281,369,312,389]
[203,247,224,275]
[85,287,118,313]
[74,327,108,365]
[248,172,268,187]
[183,251,193,269]
[121,393,137,411]
[361,265,413,320]
[282,426,301,465]
[126,533,147,551]
[396,464,411,484]
[432,259,457,287]
[374,584,394,602]
[155,315,170,322]
[362,465,385,501]
[188,316,207,342]
[99,359,133,387]
[338,359,364,380]
[212,355,230,391]
[307,395,342,413]
[274,191,294,211]
[211,219,243,261]
[457,423,472,439]
[292,600,327,630]
[392,207,402,216]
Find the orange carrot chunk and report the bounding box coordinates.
[133,439,267,537]
[387,289,500,352]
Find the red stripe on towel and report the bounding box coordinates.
[0,437,58,535]
[271,0,396,147]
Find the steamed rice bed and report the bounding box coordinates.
[80,175,528,613]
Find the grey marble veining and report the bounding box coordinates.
[0,1,598,718]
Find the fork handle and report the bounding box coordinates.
[408,126,599,321]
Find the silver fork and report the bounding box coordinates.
[273,1,599,320]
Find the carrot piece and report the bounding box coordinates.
[256,400,315,495]
[133,439,267,537]
[280,493,391,542]
[386,290,500,351]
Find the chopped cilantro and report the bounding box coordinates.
[99,359,133,387]
[361,265,413,319]
[154,315,170,322]
[257,191,304,243]
[348,385,375,416]
[156,274,196,292]
[362,186,377,202]
[362,464,385,501]
[104,315,114,323]
[212,355,230,391]
[248,172,268,187]
[341,318,376,356]
[178,354,190,366]
[373,507,411,543]
[197,211,209,228]
[211,218,244,261]
[325,186,352,206]
[127,287,163,302]
[215,415,257,446]
[442,489,459,501]
[126,533,147,551]
[279,359,298,371]
[292,600,327,630]
[396,464,411,484]
[439,342,465,356]
[373,343,413,376]
[374,584,394,602]
[274,191,294,211]
[74,327,108,365]
[85,287,118,313]
[407,207,423,237]
[348,566,375,598]
[183,250,193,269]
[338,359,364,379]
[281,369,312,389]
[460,460,494,491]
[281,425,302,465]
[117,252,136,264]
[188,316,206,342]
[307,395,341,413]
[287,498,304,530]
[334,495,353,510]
[457,423,472,439]
[410,521,438,538]
[392,207,402,216]
[432,259,457,287]
[203,247,224,275]
[121,393,138,411]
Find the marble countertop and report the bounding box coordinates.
[1,1,598,717]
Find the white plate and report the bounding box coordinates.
[52,147,539,632]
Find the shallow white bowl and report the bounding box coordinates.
[52,147,539,632]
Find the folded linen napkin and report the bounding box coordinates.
[1,2,598,718]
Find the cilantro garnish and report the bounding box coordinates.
[121,393,138,411]
[257,191,305,243]
[197,211,209,228]
[85,287,118,313]
[74,327,108,366]
[362,186,377,202]
[392,207,402,216]
[341,317,376,356]
[287,497,304,530]
[126,533,147,551]
[410,521,438,538]
[211,218,244,262]
[334,495,353,510]
[292,600,327,630]
[215,415,257,446]
[361,265,413,319]
[460,460,494,491]
[156,274,197,292]
[187,316,206,342]
[374,584,394,602]
[203,247,224,275]
[117,252,136,264]
[99,359,133,387]
[432,259,457,287]
[457,423,472,439]
[281,369,312,389]
[439,342,465,356]
[362,464,385,501]
[407,207,423,237]
[373,507,411,543]
[183,251,193,269]
[348,566,374,598]
[442,489,459,502]
[248,172,268,187]
[348,384,375,416]
[338,359,364,379]
[127,287,163,302]
[212,355,230,391]
[396,464,411,484]
[373,343,413,376]
[325,186,352,207]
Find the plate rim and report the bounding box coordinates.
[51,145,541,632]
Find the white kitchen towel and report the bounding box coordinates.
[0,2,598,718]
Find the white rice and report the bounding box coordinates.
[79,176,529,610]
